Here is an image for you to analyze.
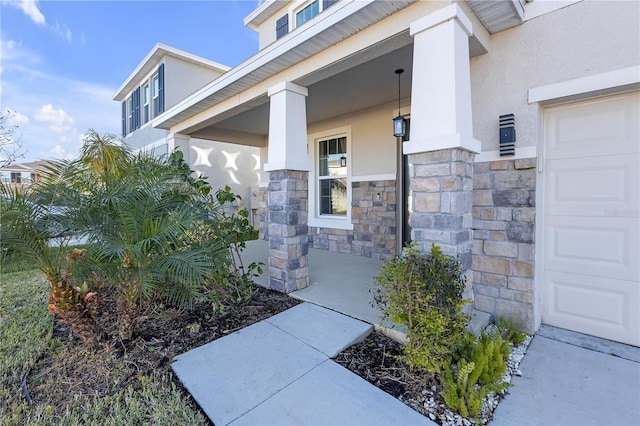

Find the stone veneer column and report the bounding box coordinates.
[405,5,481,300]
[410,149,475,297]
[264,81,311,293]
[267,170,309,292]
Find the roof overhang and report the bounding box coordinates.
[154,0,422,131]
[467,0,525,33]
[113,43,231,101]
[244,0,289,30]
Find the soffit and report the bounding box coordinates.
[154,0,419,130]
[466,0,525,33]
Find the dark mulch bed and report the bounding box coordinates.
[26,286,300,420]
[334,331,446,420]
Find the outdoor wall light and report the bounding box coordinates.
[340,156,347,167]
[499,113,516,156]
[393,68,406,138]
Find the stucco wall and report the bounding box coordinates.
[188,138,261,209]
[470,0,640,152]
[164,56,224,111]
[306,101,401,177]
[123,125,168,152]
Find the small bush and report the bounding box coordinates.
[496,316,527,346]
[443,331,511,419]
[373,244,470,373]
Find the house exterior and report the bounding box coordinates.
[113,44,262,211]
[0,160,47,188]
[143,0,637,346]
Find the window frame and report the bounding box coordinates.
[308,126,353,230]
[293,0,322,28]
[142,83,150,124]
[152,73,160,117]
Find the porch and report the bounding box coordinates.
[239,239,490,339]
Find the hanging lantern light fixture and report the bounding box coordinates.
[393,68,406,138]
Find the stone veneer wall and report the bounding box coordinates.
[257,187,268,241]
[309,180,397,260]
[258,180,397,260]
[471,158,536,332]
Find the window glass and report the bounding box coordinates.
[296,0,319,27]
[152,75,159,98]
[127,96,134,133]
[318,136,347,216]
[319,178,347,215]
[143,84,150,123]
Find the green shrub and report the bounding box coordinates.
[373,244,470,373]
[443,331,511,419]
[496,316,527,346]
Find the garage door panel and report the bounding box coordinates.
[543,91,639,346]
[544,271,639,346]
[545,216,639,281]
[546,92,639,159]
[545,154,638,216]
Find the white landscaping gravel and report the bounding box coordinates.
[405,329,534,426]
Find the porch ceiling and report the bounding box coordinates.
[190,41,415,145]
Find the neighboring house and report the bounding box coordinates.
[113,43,262,213]
[0,160,47,188]
[143,1,638,347]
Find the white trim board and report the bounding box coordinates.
[352,174,396,182]
[474,146,537,163]
[529,66,640,104]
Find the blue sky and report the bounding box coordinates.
[1,0,260,162]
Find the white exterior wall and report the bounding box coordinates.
[163,56,225,110]
[306,100,404,178]
[256,6,285,50]
[189,138,261,208]
[470,0,640,153]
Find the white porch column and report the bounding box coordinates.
[405,4,481,305]
[264,81,312,172]
[404,4,481,155]
[167,133,191,161]
[264,81,311,293]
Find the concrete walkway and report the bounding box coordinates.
[492,333,640,426]
[172,302,433,426]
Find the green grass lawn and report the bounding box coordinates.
[0,265,208,425]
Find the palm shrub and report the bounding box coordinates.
[71,139,227,339]
[0,185,101,345]
[372,244,470,374]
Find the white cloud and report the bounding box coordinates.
[54,21,72,43]
[35,104,75,134]
[3,0,46,26]
[49,144,74,160]
[5,109,30,126]
[1,34,120,162]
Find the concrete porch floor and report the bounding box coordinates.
[239,240,491,339]
[239,240,405,337]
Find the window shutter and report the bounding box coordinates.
[121,101,127,136]
[158,64,165,114]
[134,87,141,130]
[323,0,338,10]
[276,14,289,39]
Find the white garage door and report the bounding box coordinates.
[542,91,640,346]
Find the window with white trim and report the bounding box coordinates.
[142,83,150,124]
[309,127,353,230]
[152,73,160,116]
[127,96,134,134]
[296,0,319,27]
[318,136,347,216]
